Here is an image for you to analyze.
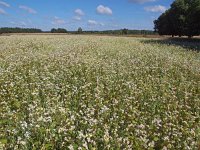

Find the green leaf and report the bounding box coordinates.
[154,137,159,142]
[44,143,53,149]
[0,138,7,144]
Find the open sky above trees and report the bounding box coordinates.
[0,0,173,31]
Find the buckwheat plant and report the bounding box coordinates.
[0,35,199,150]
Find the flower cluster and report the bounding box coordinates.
[0,35,199,149]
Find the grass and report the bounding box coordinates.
[0,35,199,150]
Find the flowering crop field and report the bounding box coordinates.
[0,35,199,150]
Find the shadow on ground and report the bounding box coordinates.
[141,38,200,52]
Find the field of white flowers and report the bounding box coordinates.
[0,35,199,150]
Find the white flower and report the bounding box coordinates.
[68,144,74,150]
[20,141,26,145]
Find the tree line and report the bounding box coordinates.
[0,27,157,35]
[154,0,200,38]
[0,27,42,34]
[69,28,157,35]
[50,28,157,35]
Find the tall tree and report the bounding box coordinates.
[154,0,200,37]
[77,27,83,34]
[154,10,176,36]
[121,28,128,35]
[170,0,188,36]
[186,0,200,37]
[51,28,56,33]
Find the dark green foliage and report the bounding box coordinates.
[50,28,67,33]
[68,29,157,35]
[77,27,83,34]
[154,10,175,36]
[50,28,57,33]
[0,27,157,35]
[186,0,200,37]
[121,28,128,35]
[170,0,188,36]
[0,27,42,34]
[154,0,200,37]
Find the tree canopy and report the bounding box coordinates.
[0,27,157,35]
[154,0,200,37]
[0,27,42,34]
[77,27,83,34]
[50,28,67,33]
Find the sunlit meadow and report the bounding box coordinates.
[0,35,199,150]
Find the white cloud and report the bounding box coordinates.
[73,16,81,21]
[74,9,84,21]
[20,21,27,26]
[144,5,166,13]
[129,0,156,4]
[0,8,6,15]
[10,21,16,24]
[88,20,105,26]
[10,21,27,27]
[96,5,112,15]
[88,20,98,25]
[52,16,65,25]
[19,5,37,14]
[0,1,10,7]
[100,23,105,26]
[75,9,84,16]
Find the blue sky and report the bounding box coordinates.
[0,0,174,31]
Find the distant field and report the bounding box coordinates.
[0,35,199,149]
[1,33,200,39]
